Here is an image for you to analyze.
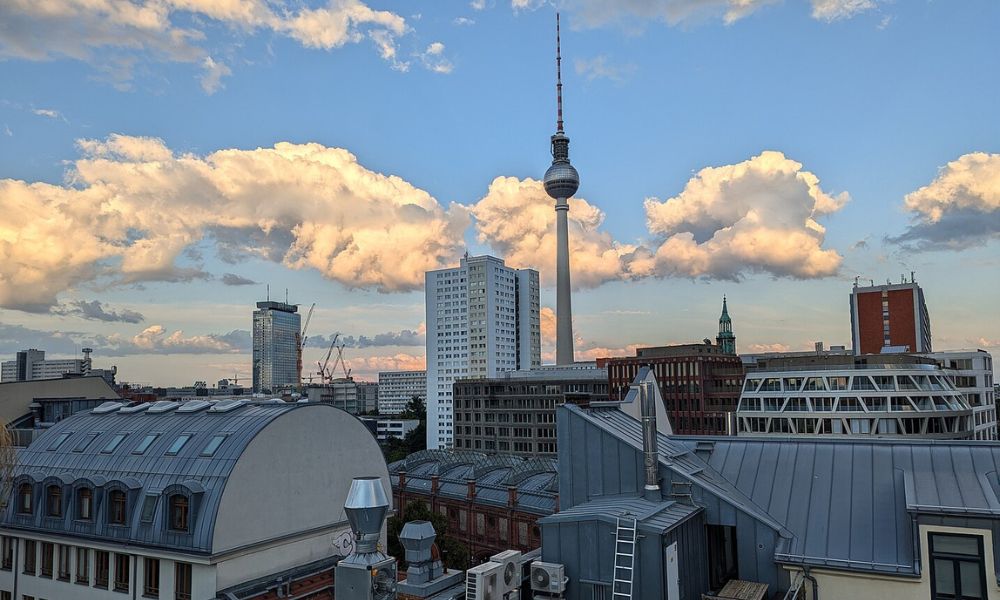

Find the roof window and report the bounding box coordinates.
[165,434,192,456]
[47,432,71,451]
[72,433,99,452]
[200,434,227,457]
[101,434,127,454]
[132,434,160,455]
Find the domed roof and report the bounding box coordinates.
[544,161,580,200]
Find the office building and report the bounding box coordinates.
[452,364,609,456]
[425,254,541,450]
[304,379,368,414]
[850,276,932,355]
[0,399,389,600]
[1,348,96,383]
[1,376,121,447]
[736,353,974,438]
[598,343,744,435]
[252,300,301,393]
[357,381,379,414]
[377,370,426,415]
[920,349,996,440]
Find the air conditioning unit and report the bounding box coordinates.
[467,561,504,600]
[530,561,566,595]
[490,549,523,593]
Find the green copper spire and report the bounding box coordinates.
[717,295,736,354]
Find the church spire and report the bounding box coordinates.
[717,295,736,354]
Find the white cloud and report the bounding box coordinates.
[642,150,848,280]
[419,42,453,74]
[745,342,791,353]
[470,0,488,10]
[561,0,780,27]
[891,152,1000,250]
[31,108,62,119]
[199,56,231,94]
[453,17,476,26]
[574,55,636,83]
[3,124,11,136]
[811,0,876,22]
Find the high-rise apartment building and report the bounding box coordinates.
[851,276,932,355]
[425,255,540,449]
[252,301,301,393]
[377,370,426,415]
[1,349,93,383]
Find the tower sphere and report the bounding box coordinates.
[544,153,580,200]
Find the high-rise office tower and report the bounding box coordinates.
[252,300,301,393]
[425,254,541,449]
[543,13,580,366]
[850,276,932,355]
[716,296,736,354]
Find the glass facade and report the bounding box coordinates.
[252,302,301,393]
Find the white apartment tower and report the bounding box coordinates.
[425,255,540,449]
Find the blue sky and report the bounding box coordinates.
[0,0,997,385]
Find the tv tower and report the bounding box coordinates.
[543,12,580,365]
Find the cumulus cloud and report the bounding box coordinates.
[32,108,62,119]
[558,0,780,27]
[0,0,412,88]
[471,176,645,288]
[221,273,257,286]
[453,17,476,26]
[811,0,876,22]
[745,342,791,353]
[0,134,470,310]
[574,55,636,83]
[94,325,247,356]
[642,150,848,280]
[418,42,453,74]
[51,300,145,323]
[890,152,1000,250]
[345,353,426,379]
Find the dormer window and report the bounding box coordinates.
[46,485,62,517]
[108,490,127,525]
[77,488,93,521]
[169,494,189,532]
[17,483,32,515]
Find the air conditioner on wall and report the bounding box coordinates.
[467,561,504,600]
[491,549,523,594]
[530,561,566,594]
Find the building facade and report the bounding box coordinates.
[252,301,301,393]
[377,370,426,415]
[736,354,974,438]
[1,349,94,383]
[599,343,744,435]
[452,365,609,456]
[0,399,389,600]
[425,255,541,450]
[357,382,378,414]
[851,277,932,355]
[920,350,997,440]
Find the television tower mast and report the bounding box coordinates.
[543,12,580,365]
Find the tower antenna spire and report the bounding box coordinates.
[556,12,564,133]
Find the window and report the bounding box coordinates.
[143,557,160,598]
[40,542,53,577]
[169,495,189,532]
[140,495,158,523]
[175,562,192,600]
[76,547,89,584]
[95,550,110,588]
[77,488,93,521]
[102,434,127,453]
[930,532,986,600]
[17,483,32,515]
[45,485,62,517]
[114,553,130,592]
[165,434,192,456]
[1,536,11,570]
[200,434,227,456]
[73,432,99,452]
[133,434,160,455]
[57,544,69,580]
[47,432,71,451]
[109,490,127,525]
[23,540,35,575]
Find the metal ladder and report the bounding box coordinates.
[612,515,637,600]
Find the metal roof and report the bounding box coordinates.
[3,400,301,555]
[542,495,700,535]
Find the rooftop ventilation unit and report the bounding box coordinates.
[147,401,180,414]
[92,401,125,414]
[530,561,566,595]
[466,561,503,600]
[490,550,522,594]
[335,477,397,600]
[176,400,212,413]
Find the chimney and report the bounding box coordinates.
[398,470,407,489]
[638,378,660,501]
[507,485,518,508]
[430,475,439,495]
[466,479,476,501]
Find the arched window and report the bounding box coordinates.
[108,490,127,525]
[46,485,62,517]
[17,483,32,515]
[77,488,93,521]
[169,494,189,532]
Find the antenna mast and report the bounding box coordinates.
[556,12,564,133]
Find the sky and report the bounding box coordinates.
[0,0,998,386]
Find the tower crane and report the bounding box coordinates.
[296,302,315,387]
[318,333,339,383]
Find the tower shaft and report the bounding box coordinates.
[556,200,573,364]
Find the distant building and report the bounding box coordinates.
[851,276,932,355]
[0,400,388,600]
[389,450,557,563]
[920,350,996,440]
[252,300,301,393]
[1,348,99,383]
[425,255,541,450]
[715,296,736,354]
[305,379,365,414]
[357,381,379,414]
[0,376,121,447]
[737,353,974,438]
[377,370,426,415]
[598,343,744,435]
[452,364,609,456]
[362,417,419,442]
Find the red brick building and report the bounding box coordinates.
[850,278,932,355]
[597,343,744,435]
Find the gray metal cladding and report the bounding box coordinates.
[3,401,301,555]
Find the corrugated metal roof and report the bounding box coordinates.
[543,495,700,534]
[3,400,301,555]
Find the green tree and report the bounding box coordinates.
[388,500,469,571]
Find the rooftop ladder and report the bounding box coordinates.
[613,515,637,600]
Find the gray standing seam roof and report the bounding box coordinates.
[542,495,701,535]
[3,401,302,556]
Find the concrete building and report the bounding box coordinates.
[0,399,389,600]
[920,349,996,440]
[425,254,541,450]
[377,370,426,415]
[1,348,97,383]
[305,379,367,414]
[390,450,557,563]
[736,354,975,438]
[451,365,609,456]
[0,376,121,447]
[357,381,378,414]
[851,276,932,354]
[252,300,301,393]
[598,343,744,435]
[375,418,420,442]
[539,369,1000,600]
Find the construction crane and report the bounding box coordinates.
[296,302,315,387]
[318,333,339,383]
[331,342,351,379]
